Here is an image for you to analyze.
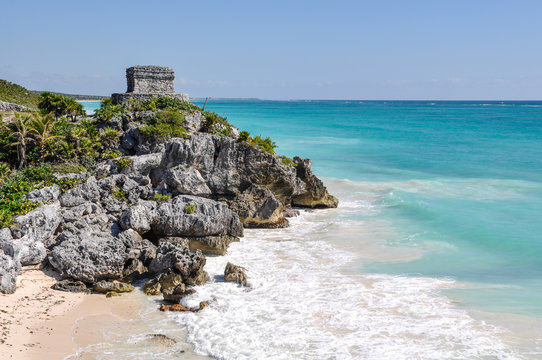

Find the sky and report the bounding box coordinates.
[1,0,541,100]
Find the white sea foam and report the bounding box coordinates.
[172,213,522,360]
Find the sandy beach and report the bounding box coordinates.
[0,268,141,360]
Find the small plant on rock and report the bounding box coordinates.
[184,203,196,214]
[153,193,171,202]
[114,157,133,171]
[112,186,127,200]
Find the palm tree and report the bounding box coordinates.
[4,113,34,169]
[29,114,59,160]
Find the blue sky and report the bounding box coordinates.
[1,0,541,99]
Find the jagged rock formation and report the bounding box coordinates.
[112,66,189,104]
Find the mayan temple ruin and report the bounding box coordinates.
[112,65,189,104]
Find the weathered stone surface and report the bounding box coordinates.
[94,280,134,293]
[0,250,18,294]
[48,229,128,282]
[292,157,339,208]
[148,242,207,286]
[152,195,243,238]
[119,200,159,234]
[227,184,287,228]
[122,258,147,281]
[186,235,239,256]
[10,236,47,266]
[162,284,196,302]
[0,100,29,112]
[144,277,162,296]
[161,165,211,196]
[10,201,61,242]
[224,262,248,286]
[24,184,61,203]
[51,279,90,293]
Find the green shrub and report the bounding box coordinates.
[50,163,86,174]
[238,131,250,142]
[185,203,196,214]
[94,98,125,123]
[153,193,171,202]
[102,152,120,160]
[281,156,296,167]
[142,97,200,112]
[101,127,120,151]
[140,109,188,141]
[39,92,85,121]
[202,111,233,137]
[251,135,277,154]
[114,157,133,171]
[112,186,127,200]
[52,177,85,192]
[0,163,12,181]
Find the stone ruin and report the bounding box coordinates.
[112,65,189,104]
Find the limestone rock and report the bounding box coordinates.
[119,200,159,234]
[0,250,18,294]
[161,165,212,196]
[48,229,128,282]
[51,279,90,293]
[224,262,248,286]
[152,195,243,238]
[162,284,195,302]
[291,157,339,208]
[227,184,287,228]
[94,280,134,293]
[10,201,61,242]
[148,242,207,286]
[186,235,239,256]
[24,184,61,203]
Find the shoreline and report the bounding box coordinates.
[0,268,206,359]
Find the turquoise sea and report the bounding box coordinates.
[81,100,542,359]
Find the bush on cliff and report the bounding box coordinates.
[140,109,188,141]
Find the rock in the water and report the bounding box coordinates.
[148,242,208,286]
[122,258,148,281]
[51,279,90,293]
[224,262,248,286]
[186,235,239,256]
[94,280,134,293]
[227,184,288,228]
[291,157,339,208]
[162,284,196,302]
[147,333,177,346]
[143,277,162,295]
[159,301,209,312]
[283,207,301,218]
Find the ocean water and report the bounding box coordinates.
[81,100,542,359]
